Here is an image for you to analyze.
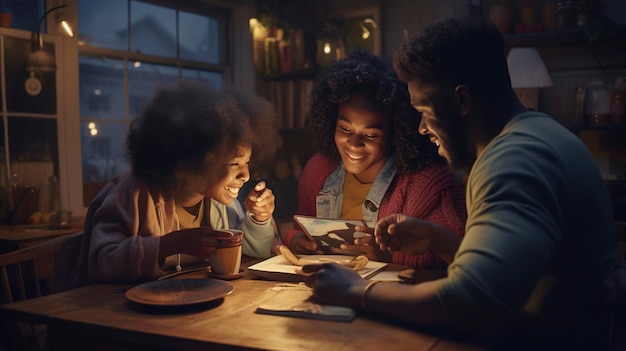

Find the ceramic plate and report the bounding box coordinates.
[125,278,234,306]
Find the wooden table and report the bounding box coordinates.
[0,222,84,283]
[0,262,485,351]
[0,221,83,252]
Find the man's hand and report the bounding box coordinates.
[374,214,460,263]
[339,225,392,262]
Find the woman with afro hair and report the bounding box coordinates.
[282,47,466,268]
[68,81,280,287]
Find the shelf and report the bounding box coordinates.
[569,125,626,132]
[505,26,626,49]
[261,69,320,81]
[505,26,626,71]
[505,29,589,47]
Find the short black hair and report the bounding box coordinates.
[394,17,510,96]
[307,46,442,174]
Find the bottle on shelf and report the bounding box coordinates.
[488,1,513,35]
[610,77,625,126]
[573,85,586,126]
[542,0,556,31]
[39,175,60,224]
[585,78,611,126]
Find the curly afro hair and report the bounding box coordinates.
[306,46,442,175]
[126,81,279,200]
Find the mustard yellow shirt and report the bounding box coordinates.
[340,174,373,219]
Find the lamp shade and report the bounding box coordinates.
[26,5,73,72]
[26,50,56,73]
[507,47,553,88]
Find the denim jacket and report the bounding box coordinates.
[316,157,396,227]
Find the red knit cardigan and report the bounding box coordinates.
[295,153,467,268]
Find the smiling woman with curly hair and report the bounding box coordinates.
[308,47,441,175]
[282,47,467,268]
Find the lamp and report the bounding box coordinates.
[507,47,552,110]
[359,18,378,40]
[358,22,370,39]
[25,4,73,96]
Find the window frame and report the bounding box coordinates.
[35,0,254,217]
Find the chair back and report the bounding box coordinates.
[0,233,81,304]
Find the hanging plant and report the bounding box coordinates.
[584,15,619,44]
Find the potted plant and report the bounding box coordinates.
[0,10,12,28]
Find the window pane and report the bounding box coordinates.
[8,117,58,163]
[1,0,42,32]
[130,1,176,58]
[78,0,231,193]
[78,0,128,50]
[79,56,126,120]
[81,121,129,182]
[179,11,221,64]
[128,62,178,117]
[4,36,56,114]
[8,117,59,196]
[181,68,222,90]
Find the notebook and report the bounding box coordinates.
[255,284,356,322]
[248,254,387,282]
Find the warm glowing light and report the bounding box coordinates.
[94,89,101,95]
[60,20,74,37]
[363,18,378,29]
[90,128,98,136]
[323,42,331,54]
[248,17,267,40]
[88,122,96,129]
[359,23,370,39]
[133,61,141,68]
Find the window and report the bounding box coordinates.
[78,0,230,204]
[0,0,44,33]
[0,0,253,218]
[0,28,60,223]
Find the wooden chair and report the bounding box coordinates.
[0,232,82,350]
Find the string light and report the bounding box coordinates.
[323,42,331,54]
[88,122,98,137]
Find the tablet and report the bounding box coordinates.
[293,215,368,255]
